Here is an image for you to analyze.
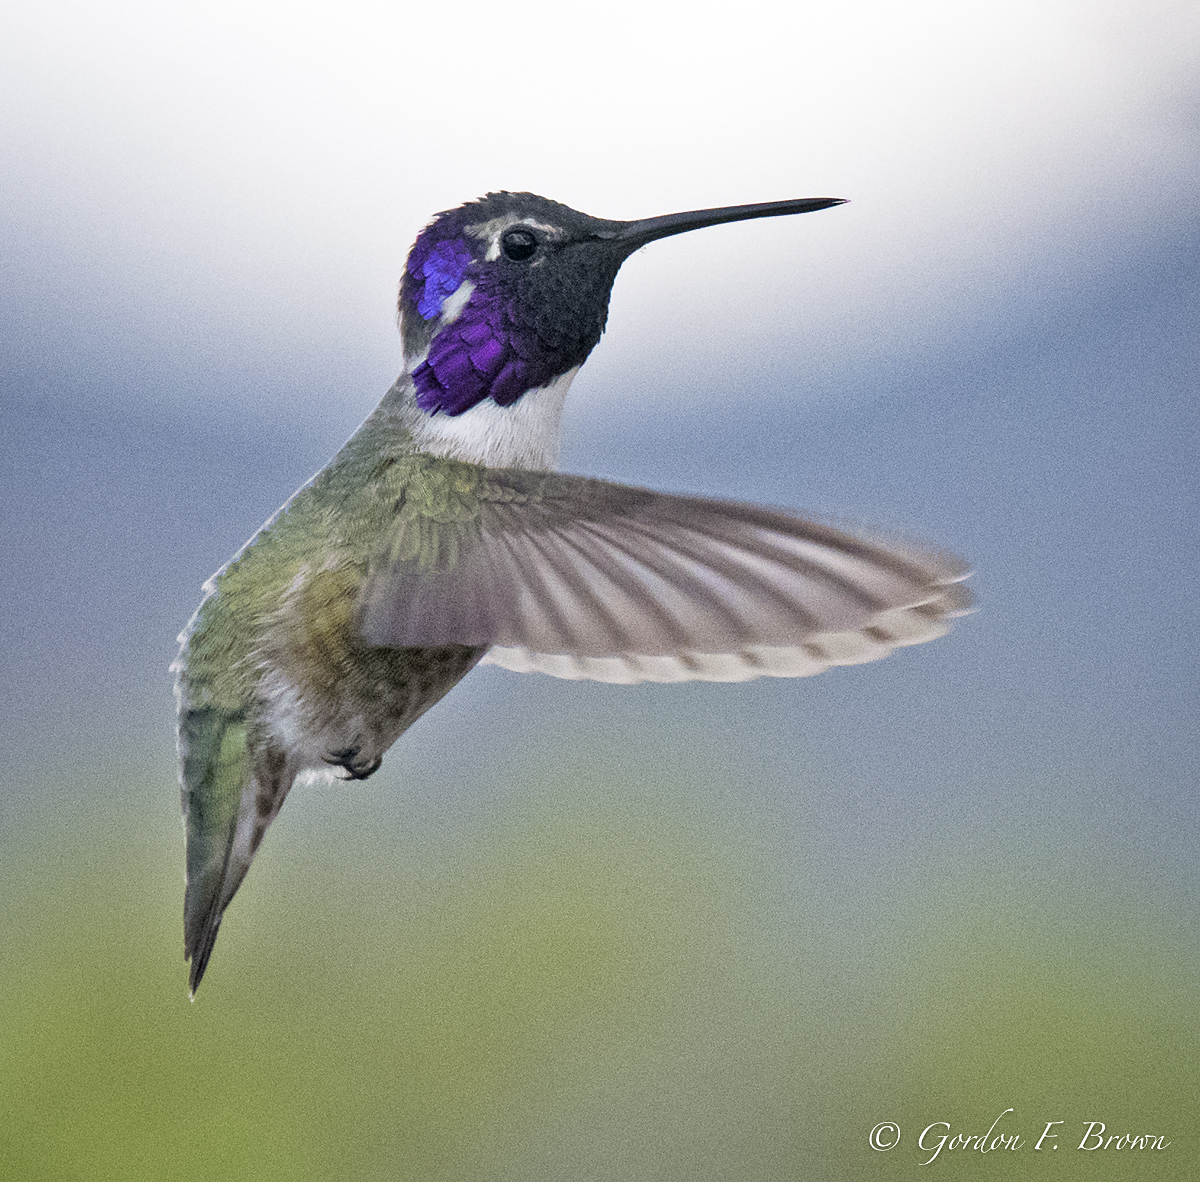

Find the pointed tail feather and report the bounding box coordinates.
[179,706,263,995]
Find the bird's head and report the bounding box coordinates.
[399,191,845,418]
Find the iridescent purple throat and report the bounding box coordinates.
[415,267,577,416]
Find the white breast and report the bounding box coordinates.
[403,367,579,470]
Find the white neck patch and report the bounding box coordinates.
[403,367,579,470]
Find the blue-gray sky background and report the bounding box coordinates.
[2,2,1198,1178]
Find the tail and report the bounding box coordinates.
[178,703,288,996]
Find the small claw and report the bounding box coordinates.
[323,745,383,781]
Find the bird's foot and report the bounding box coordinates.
[323,745,383,781]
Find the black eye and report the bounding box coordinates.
[501,228,538,261]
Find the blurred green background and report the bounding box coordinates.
[3,1,1198,1177]
[3,698,1197,1179]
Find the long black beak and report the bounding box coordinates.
[599,197,847,251]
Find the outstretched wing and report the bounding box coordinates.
[358,467,972,684]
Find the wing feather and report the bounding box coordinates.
[357,466,972,683]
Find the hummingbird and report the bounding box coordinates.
[174,191,972,995]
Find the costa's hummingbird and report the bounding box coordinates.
[174,191,971,994]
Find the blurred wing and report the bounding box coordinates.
[358,468,972,684]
